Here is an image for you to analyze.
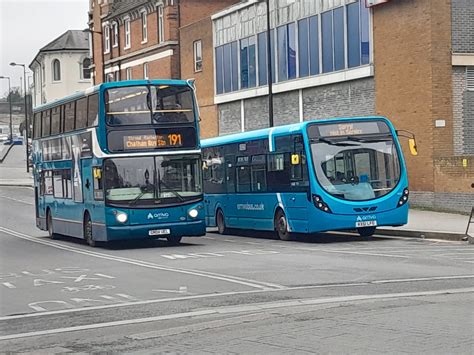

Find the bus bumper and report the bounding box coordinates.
[306,204,409,234]
[105,220,206,241]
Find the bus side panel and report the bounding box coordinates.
[225,193,276,231]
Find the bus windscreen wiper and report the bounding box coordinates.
[312,137,360,146]
[129,185,155,206]
[158,180,185,202]
[345,135,393,143]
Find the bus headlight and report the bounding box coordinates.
[115,212,128,223]
[397,188,409,207]
[188,209,199,218]
[312,194,332,213]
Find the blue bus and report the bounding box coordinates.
[202,117,415,240]
[32,80,205,246]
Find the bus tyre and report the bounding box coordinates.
[216,209,228,235]
[83,214,97,247]
[46,210,59,240]
[357,227,376,237]
[167,236,182,246]
[275,210,294,241]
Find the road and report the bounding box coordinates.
[0,186,473,354]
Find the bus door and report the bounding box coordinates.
[81,159,94,210]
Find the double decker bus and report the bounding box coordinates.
[32,80,205,246]
[202,117,416,240]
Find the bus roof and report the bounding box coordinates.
[202,116,392,147]
[33,79,194,112]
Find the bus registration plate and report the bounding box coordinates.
[355,221,377,228]
[149,229,171,236]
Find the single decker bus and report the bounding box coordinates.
[202,117,416,240]
[32,80,205,246]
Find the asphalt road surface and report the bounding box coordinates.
[0,186,473,354]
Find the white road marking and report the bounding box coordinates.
[2,282,16,289]
[94,273,115,279]
[297,247,409,259]
[2,287,473,341]
[371,275,474,284]
[0,226,285,291]
[0,195,34,205]
[2,274,473,321]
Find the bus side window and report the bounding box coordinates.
[93,167,104,200]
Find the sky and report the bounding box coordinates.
[0,0,89,97]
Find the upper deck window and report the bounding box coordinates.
[105,85,195,126]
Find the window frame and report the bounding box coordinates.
[104,25,110,53]
[112,22,118,47]
[194,40,203,72]
[143,62,149,79]
[157,5,164,43]
[124,18,131,49]
[141,11,148,43]
[52,59,61,82]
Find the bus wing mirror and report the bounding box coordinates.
[396,130,418,156]
[408,138,418,156]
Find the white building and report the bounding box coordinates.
[29,30,92,107]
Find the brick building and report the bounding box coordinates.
[201,0,472,213]
[88,0,239,137]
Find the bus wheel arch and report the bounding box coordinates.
[216,208,228,235]
[83,211,97,247]
[274,208,294,241]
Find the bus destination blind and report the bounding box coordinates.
[123,133,183,149]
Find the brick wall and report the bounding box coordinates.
[218,101,241,135]
[464,90,474,154]
[303,78,375,120]
[373,0,435,192]
[452,0,474,53]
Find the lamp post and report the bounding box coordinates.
[83,28,105,84]
[10,62,29,172]
[265,0,274,127]
[0,76,13,141]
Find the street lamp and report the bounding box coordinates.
[0,76,13,141]
[265,0,274,127]
[83,28,105,84]
[10,62,29,172]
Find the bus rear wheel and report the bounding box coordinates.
[83,214,97,247]
[167,236,182,246]
[357,227,376,237]
[216,209,228,235]
[46,210,59,240]
[275,210,294,241]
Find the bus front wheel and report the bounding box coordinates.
[83,213,97,247]
[216,209,228,235]
[357,227,376,237]
[275,210,294,241]
[46,210,59,240]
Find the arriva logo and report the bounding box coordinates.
[356,215,377,222]
[147,212,170,220]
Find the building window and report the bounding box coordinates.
[240,37,256,89]
[112,22,118,47]
[124,18,131,48]
[257,32,267,86]
[322,10,333,73]
[141,11,148,42]
[333,7,345,71]
[194,40,202,72]
[126,67,132,80]
[114,70,120,82]
[347,2,361,68]
[215,42,238,94]
[360,1,370,65]
[158,6,164,43]
[42,65,45,83]
[52,59,61,81]
[143,62,148,79]
[82,58,91,79]
[277,23,296,82]
[104,25,110,53]
[298,16,320,77]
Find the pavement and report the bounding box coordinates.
[0,144,472,242]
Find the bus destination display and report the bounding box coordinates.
[124,133,183,149]
[309,121,390,138]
